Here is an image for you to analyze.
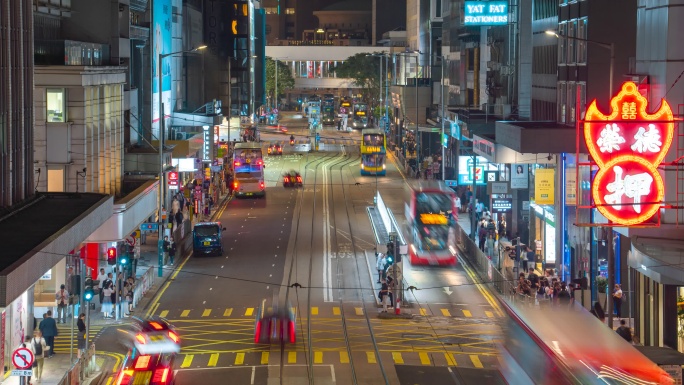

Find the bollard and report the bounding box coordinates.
[395,299,401,315]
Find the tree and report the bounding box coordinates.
[265,57,295,108]
[333,52,384,105]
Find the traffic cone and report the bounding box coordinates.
[395,299,401,315]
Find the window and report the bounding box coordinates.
[567,19,577,64]
[558,82,567,123]
[285,8,294,15]
[47,166,65,192]
[577,18,588,64]
[567,81,576,123]
[263,7,277,14]
[558,22,567,65]
[577,82,587,120]
[47,89,66,122]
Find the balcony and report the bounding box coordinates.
[35,40,110,66]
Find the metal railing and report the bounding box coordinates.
[57,343,97,385]
[132,266,155,308]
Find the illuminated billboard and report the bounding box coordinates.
[463,1,508,26]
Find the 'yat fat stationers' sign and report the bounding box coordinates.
[583,81,675,226]
[463,1,508,26]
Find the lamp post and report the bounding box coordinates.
[157,45,206,278]
[545,30,614,100]
[440,55,448,181]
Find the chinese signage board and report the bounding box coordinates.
[583,81,674,226]
[473,135,496,162]
[463,1,508,26]
[535,169,555,205]
[491,198,512,213]
[566,168,577,206]
[167,171,179,190]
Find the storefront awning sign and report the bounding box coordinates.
[584,81,674,226]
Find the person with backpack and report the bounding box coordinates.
[20,336,34,384]
[32,330,48,380]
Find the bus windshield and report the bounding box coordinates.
[234,148,263,178]
[195,225,219,237]
[363,134,384,147]
[417,225,448,250]
[362,154,385,166]
[354,104,368,112]
[415,192,453,217]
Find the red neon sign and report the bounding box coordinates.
[583,81,675,226]
[167,171,179,189]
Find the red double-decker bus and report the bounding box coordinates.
[404,181,458,265]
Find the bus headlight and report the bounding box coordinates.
[382,164,386,170]
[360,164,365,170]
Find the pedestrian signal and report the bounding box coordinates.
[107,247,117,265]
[84,277,94,301]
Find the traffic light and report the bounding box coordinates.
[107,247,117,265]
[120,254,129,266]
[386,254,394,265]
[84,277,94,301]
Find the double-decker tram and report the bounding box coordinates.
[232,142,265,197]
[352,102,369,128]
[404,181,458,265]
[360,128,386,176]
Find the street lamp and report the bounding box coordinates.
[440,55,449,181]
[544,30,614,100]
[157,45,206,277]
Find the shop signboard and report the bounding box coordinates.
[583,81,674,226]
[511,164,528,189]
[458,156,488,185]
[566,168,577,206]
[151,0,172,134]
[167,171,179,190]
[473,135,496,162]
[491,198,512,213]
[535,169,555,205]
[488,181,508,195]
[40,269,52,280]
[463,1,508,26]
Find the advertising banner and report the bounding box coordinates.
[566,168,577,206]
[152,0,172,135]
[511,164,529,189]
[535,169,555,205]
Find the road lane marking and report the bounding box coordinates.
[444,353,457,366]
[392,352,403,364]
[314,351,323,364]
[159,310,169,318]
[245,308,254,316]
[224,308,233,317]
[333,307,341,315]
[208,353,218,367]
[366,352,376,364]
[145,239,194,318]
[180,355,193,368]
[355,307,363,316]
[340,351,349,364]
[202,309,212,317]
[180,310,190,317]
[311,307,318,315]
[457,254,504,317]
[419,308,428,316]
[288,351,297,364]
[440,309,451,317]
[419,352,431,365]
[462,310,472,317]
[470,355,483,368]
[485,311,494,318]
[235,353,245,365]
[261,352,269,365]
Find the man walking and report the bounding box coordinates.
[55,284,69,324]
[168,238,176,266]
[163,236,170,265]
[96,268,107,308]
[39,311,58,357]
[32,330,48,380]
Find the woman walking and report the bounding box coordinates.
[102,282,113,319]
[77,313,86,357]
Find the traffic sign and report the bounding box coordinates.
[12,348,34,369]
[11,369,33,376]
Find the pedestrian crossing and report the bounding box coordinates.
[53,325,104,353]
[174,350,498,369]
[154,305,501,320]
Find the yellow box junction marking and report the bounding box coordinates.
[333,307,341,316]
[462,310,472,317]
[235,353,245,365]
[366,352,377,364]
[392,352,404,364]
[224,308,233,317]
[314,351,323,364]
[419,352,431,365]
[245,308,254,316]
[440,309,451,317]
[180,310,190,318]
[261,352,269,365]
[202,309,212,317]
[208,353,219,367]
[340,351,349,364]
[470,355,484,368]
[180,355,193,368]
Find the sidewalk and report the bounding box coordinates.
[12,191,232,385]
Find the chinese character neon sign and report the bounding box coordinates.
[584,82,675,226]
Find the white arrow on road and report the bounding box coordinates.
[443,287,453,295]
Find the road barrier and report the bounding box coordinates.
[132,266,155,309]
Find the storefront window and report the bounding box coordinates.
[47,89,66,122]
